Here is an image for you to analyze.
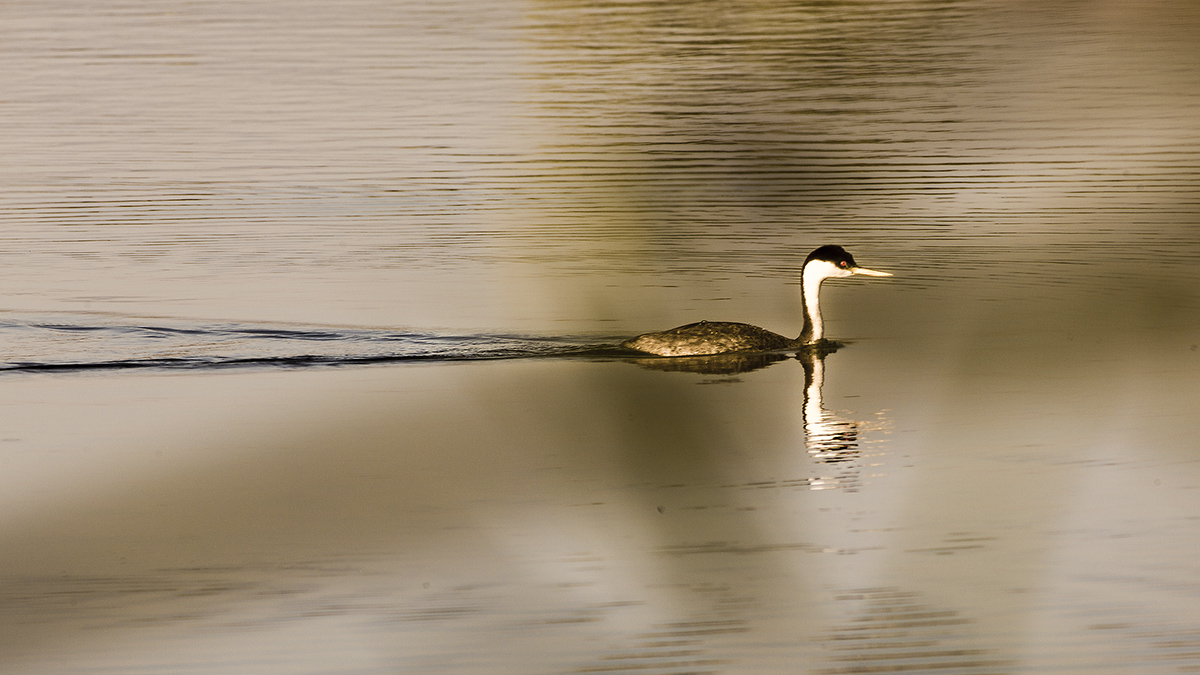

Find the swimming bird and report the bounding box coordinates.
[621,245,891,356]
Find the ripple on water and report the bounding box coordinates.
[0,313,626,373]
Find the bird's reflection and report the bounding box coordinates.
[799,349,859,465]
[625,344,866,488]
[626,351,788,375]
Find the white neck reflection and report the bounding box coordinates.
[800,351,861,488]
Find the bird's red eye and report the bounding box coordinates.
[839,261,847,267]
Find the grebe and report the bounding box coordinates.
[621,245,891,356]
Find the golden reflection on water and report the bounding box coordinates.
[0,353,910,673]
[4,329,1195,673]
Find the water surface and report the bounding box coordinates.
[1,0,1199,673]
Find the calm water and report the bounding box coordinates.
[2,0,1200,673]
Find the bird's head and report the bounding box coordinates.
[803,245,892,281]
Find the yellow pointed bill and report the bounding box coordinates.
[851,266,892,277]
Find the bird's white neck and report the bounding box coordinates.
[800,260,837,342]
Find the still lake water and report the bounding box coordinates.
[2,0,1200,672]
